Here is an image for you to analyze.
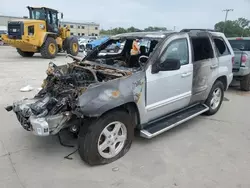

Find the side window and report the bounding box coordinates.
[51,12,58,25]
[213,37,230,57]
[46,12,51,23]
[160,39,189,66]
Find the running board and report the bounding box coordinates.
[140,104,209,139]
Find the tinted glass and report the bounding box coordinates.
[160,39,189,65]
[229,40,250,51]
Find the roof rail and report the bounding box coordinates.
[180,29,215,32]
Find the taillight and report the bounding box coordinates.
[241,54,248,66]
[232,56,235,65]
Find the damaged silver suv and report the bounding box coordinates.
[6,29,234,165]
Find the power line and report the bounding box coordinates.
[222,9,234,33]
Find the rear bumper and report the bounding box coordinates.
[1,34,37,52]
[233,67,250,77]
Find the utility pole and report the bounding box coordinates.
[222,9,233,33]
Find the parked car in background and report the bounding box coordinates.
[78,37,93,52]
[228,37,250,91]
[85,36,109,52]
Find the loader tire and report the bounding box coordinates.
[240,74,250,91]
[66,37,79,56]
[16,49,34,57]
[40,37,58,59]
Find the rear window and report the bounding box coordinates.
[213,37,231,57]
[229,40,250,51]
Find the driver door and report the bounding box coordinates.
[145,33,193,122]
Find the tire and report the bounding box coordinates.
[240,74,250,91]
[204,81,224,116]
[16,48,34,57]
[80,45,85,51]
[40,37,58,59]
[65,37,79,56]
[78,110,134,166]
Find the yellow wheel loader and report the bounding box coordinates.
[1,6,79,59]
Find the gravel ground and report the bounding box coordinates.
[0,46,250,188]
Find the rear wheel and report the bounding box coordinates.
[240,74,250,91]
[16,49,34,57]
[40,37,58,59]
[78,110,134,166]
[66,37,79,56]
[204,81,224,115]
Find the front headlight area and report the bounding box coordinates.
[30,112,72,136]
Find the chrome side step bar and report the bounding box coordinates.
[140,104,209,139]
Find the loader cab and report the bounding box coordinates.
[27,6,59,34]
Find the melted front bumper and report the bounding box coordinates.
[11,98,72,136]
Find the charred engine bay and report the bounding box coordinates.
[29,61,132,118]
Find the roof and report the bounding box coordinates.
[180,29,215,32]
[227,37,250,40]
[112,31,175,40]
[27,6,58,12]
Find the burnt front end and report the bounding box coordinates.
[9,98,72,136]
[6,61,132,136]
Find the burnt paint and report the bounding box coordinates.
[76,71,146,117]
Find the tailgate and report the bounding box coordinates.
[229,39,250,72]
[233,51,244,72]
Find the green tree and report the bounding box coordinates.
[214,18,250,37]
[100,26,168,36]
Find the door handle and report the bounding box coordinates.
[181,72,191,77]
[210,64,219,69]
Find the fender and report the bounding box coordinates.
[76,72,145,118]
[41,32,57,46]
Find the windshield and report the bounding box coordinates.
[30,9,46,20]
[229,40,250,51]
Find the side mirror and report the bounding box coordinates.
[152,59,181,74]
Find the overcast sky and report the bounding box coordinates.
[0,0,249,30]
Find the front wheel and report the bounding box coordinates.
[40,37,58,59]
[204,81,224,115]
[78,110,134,166]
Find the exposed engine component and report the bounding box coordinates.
[9,61,132,136]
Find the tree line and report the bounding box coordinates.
[100,17,250,37]
[215,17,250,37]
[100,26,168,35]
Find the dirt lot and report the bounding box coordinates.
[0,46,250,188]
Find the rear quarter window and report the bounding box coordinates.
[213,37,231,57]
